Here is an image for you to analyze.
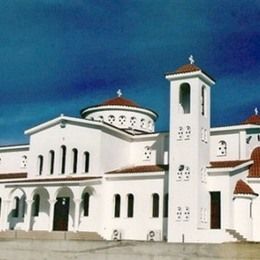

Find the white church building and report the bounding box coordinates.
[0,58,260,243]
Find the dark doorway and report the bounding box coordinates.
[210,192,221,229]
[53,197,70,231]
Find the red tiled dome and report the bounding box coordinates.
[101,97,139,108]
[243,115,260,125]
[234,179,257,195]
[174,63,201,74]
[248,147,260,177]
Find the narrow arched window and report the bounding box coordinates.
[84,152,90,173]
[83,193,90,217]
[33,194,40,217]
[72,148,78,174]
[127,194,134,218]
[49,150,55,175]
[163,193,168,218]
[61,145,66,174]
[38,155,44,175]
[201,86,206,116]
[179,83,191,114]
[114,194,121,218]
[13,197,19,218]
[152,193,159,218]
[0,198,2,217]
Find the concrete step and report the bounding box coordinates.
[0,231,104,241]
[226,229,247,242]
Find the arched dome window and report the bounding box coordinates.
[140,119,145,128]
[108,115,115,124]
[130,117,137,127]
[118,115,126,125]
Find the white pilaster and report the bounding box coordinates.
[74,199,81,232]
[48,199,56,232]
[25,200,33,231]
[2,200,11,231]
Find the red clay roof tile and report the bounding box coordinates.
[102,97,139,108]
[243,115,260,125]
[234,179,258,196]
[208,160,250,168]
[165,63,215,82]
[174,63,201,74]
[107,165,168,174]
[248,147,260,177]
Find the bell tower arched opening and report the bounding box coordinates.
[179,83,191,114]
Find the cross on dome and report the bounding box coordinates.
[117,89,122,97]
[255,107,258,115]
[189,55,195,64]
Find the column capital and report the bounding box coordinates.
[26,199,34,204]
[74,198,81,204]
[48,199,57,205]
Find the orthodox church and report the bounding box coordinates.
[0,57,260,243]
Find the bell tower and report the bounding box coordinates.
[166,56,215,242]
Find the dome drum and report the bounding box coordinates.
[81,105,157,134]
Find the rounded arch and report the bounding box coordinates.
[81,186,96,198]
[7,188,27,229]
[53,186,74,231]
[8,187,26,201]
[80,187,96,218]
[54,186,74,199]
[30,187,50,201]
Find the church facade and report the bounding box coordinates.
[0,59,260,243]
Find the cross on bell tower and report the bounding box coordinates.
[189,55,195,64]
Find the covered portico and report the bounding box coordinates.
[0,176,102,233]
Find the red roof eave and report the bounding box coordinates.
[106,165,169,174]
[234,179,258,196]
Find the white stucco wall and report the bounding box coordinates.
[210,132,240,161]
[130,133,168,166]
[102,173,167,241]
[233,195,253,240]
[27,122,102,177]
[0,146,29,174]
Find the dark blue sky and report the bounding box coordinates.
[0,1,259,145]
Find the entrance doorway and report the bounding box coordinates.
[210,192,221,229]
[53,197,70,231]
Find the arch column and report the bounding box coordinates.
[24,200,33,231]
[48,199,56,231]
[74,199,81,232]
[2,200,11,231]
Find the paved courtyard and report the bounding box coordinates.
[0,239,259,260]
